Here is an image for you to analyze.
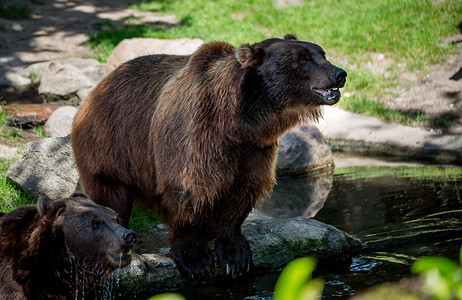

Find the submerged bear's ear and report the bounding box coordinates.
[236,43,264,68]
[283,33,298,41]
[37,196,52,217]
[70,192,87,199]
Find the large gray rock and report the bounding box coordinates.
[38,62,95,99]
[260,174,333,219]
[6,135,81,200]
[117,214,361,295]
[43,106,78,137]
[27,58,107,85]
[107,38,204,72]
[276,125,333,176]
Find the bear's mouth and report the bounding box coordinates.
[108,248,133,268]
[312,87,341,105]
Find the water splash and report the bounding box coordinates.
[65,243,125,300]
[94,255,124,300]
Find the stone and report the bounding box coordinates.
[106,38,204,72]
[43,106,78,137]
[38,62,95,98]
[6,135,82,200]
[117,214,361,295]
[26,58,107,85]
[0,56,32,86]
[260,174,333,219]
[274,0,304,8]
[3,104,62,129]
[276,125,333,176]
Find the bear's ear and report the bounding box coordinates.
[37,196,53,217]
[236,43,264,68]
[283,33,298,41]
[70,192,87,199]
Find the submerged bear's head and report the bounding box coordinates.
[38,193,137,272]
[237,33,347,106]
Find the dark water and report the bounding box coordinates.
[130,165,462,299]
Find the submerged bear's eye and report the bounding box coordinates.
[92,219,102,230]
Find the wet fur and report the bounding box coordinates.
[0,194,134,299]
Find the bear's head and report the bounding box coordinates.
[37,193,137,272]
[236,33,347,106]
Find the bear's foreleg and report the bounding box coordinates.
[212,191,254,278]
[162,185,215,279]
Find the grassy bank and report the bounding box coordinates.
[86,0,461,126]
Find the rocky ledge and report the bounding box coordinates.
[119,214,361,295]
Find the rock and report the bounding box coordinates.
[276,125,333,176]
[0,144,20,159]
[274,0,304,8]
[38,62,95,100]
[0,56,31,86]
[0,124,42,158]
[260,174,333,219]
[117,214,361,295]
[0,71,30,86]
[3,103,62,129]
[6,135,82,200]
[43,106,78,137]
[27,58,107,85]
[107,38,204,72]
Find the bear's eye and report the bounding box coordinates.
[298,56,309,64]
[92,219,102,230]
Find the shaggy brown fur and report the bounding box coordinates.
[71,34,346,279]
[0,193,137,299]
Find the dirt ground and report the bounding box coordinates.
[0,0,461,134]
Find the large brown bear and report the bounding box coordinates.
[0,193,137,299]
[71,34,346,279]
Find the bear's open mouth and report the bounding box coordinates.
[312,87,341,104]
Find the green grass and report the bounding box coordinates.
[0,159,36,213]
[0,157,159,231]
[0,1,30,19]
[86,0,461,126]
[88,0,461,67]
[129,206,160,232]
[334,165,462,180]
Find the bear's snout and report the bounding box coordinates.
[122,230,138,247]
[332,68,347,88]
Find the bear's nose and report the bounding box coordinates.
[332,68,347,88]
[122,230,138,246]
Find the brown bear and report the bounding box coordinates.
[71,33,346,279]
[0,193,137,299]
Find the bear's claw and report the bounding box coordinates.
[216,235,253,278]
[172,241,215,279]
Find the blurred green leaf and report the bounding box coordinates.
[412,257,459,277]
[273,257,323,300]
[148,293,185,300]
